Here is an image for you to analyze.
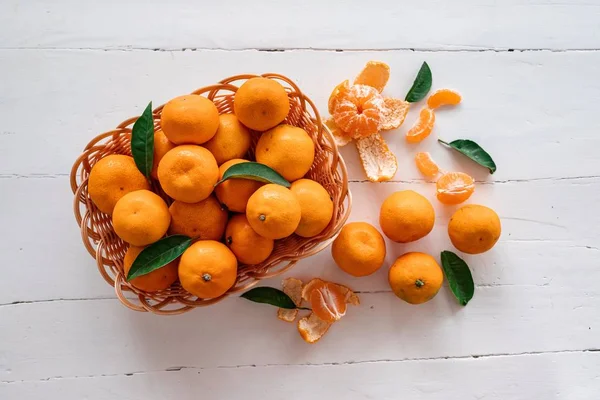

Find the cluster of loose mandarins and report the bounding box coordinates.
[87,77,334,300]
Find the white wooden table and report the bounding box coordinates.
[2,1,600,398]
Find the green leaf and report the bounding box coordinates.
[131,101,155,179]
[241,287,297,309]
[440,251,475,306]
[215,162,290,188]
[127,235,192,281]
[405,62,432,103]
[438,139,497,174]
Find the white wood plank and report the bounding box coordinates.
[2,352,599,399]
[2,285,599,382]
[1,0,599,50]
[1,177,598,304]
[1,49,598,180]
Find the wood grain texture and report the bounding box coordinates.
[1,0,599,50]
[2,352,599,399]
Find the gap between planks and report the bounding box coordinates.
[2,348,599,385]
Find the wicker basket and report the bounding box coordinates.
[70,73,352,315]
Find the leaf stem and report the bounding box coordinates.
[297,307,312,311]
[438,139,449,146]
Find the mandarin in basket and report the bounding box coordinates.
[332,84,384,139]
[123,245,179,292]
[160,95,220,145]
[388,252,444,305]
[157,145,219,203]
[246,184,301,240]
[151,130,176,180]
[202,114,252,166]
[255,124,315,182]
[179,240,238,299]
[379,190,435,243]
[331,222,386,277]
[234,77,290,132]
[225,214,274,265]
[168,195,228,240]
[214,159,263,213]
[88,155,150,214]
[290,179,333,238]
[112,190,171,246]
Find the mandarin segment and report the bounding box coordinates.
[436,172,475,205]
[415,152,441,179]
[406,108,435,144]
[310,282,347,323]
[427,89,462,109]
[328,80,350,115]
[301,278,327,303]
[380,98,410,131]
[355,133,398,182]
[353,61,390,92]
[333,84,384,139]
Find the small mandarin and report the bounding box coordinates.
[388,252,444,305]
[168,195,228,240]
[255,124,315,182]
[333,84,384,139]
[160,95,220,145]
[112,190,170,246]
[448,204,501,254]
[179,241,238,299]
[246,184,301,240]
[331,222,386,277]
[202,114,252,165]
[151,130,176,179]
[379,190,435,243]
[123,245,179,292]
[225,214,274,265]
[233,77,290,132]
[157,145,219,203]
[88,155,150,214]
[214,159,263,213]
[290,179,333,238]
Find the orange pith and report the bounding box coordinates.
[332,84,384,139]
[406,108,435,144]
[415,152,441,178]
[309,282,347,323]
[427,89,462,109]
[328,80,350,114]
[436,172,475,205]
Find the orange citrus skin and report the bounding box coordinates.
[328,80,350,115]
[157,145,219,203]
[448,204,501,254]
[202,114,252,166]
[151,130,177,180]
[379,190,435,243]
[331,222,386,277]
[310,282,347,323]
[168,195,228,240]
[436,172,475,205]
[290,179,333,238]
[353,61,390,92]
[123,245,179,292]
[427,89,462,109]
[214,159,263,213]
[234,77,290,132]
[112,190,171,246]
[88,155,150,215]
[246,184,302,240]
[388,252,444,305]
[406,108,435,144]
[160,95,220,145]
[179,240,238,299]
[255,124,315,182]
[225,214,274,265]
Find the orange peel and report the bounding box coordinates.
[298,312,332,344]
[355,133,398,182]
[335,283,360,306]
[324,117,352,147]
[277,277,303,323]
[436,172,475,205]
[427,89,462,109]
[328,80,350,115]
[354,61,390,92]
[380,98,410,131]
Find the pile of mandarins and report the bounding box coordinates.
[87,77,334,300]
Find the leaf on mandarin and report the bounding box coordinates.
[131,101,155,179]
[215,161,290,187]
[127,235,191,281]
